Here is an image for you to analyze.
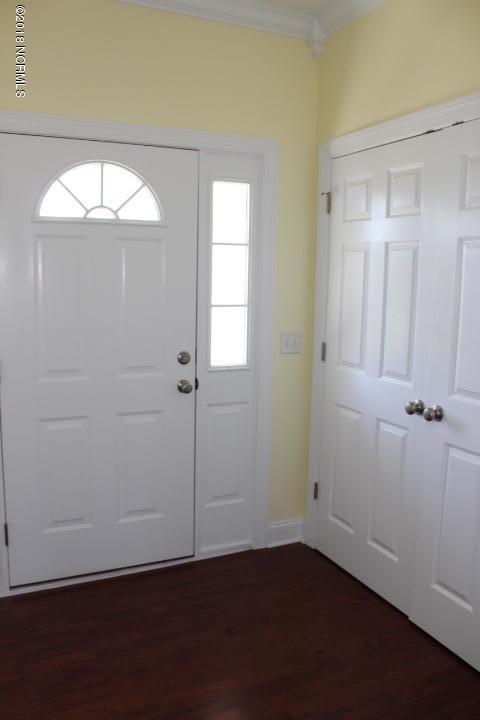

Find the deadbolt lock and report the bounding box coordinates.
[177,351,191,365]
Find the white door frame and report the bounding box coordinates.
[305,92,480,548]
[0,112,279,596]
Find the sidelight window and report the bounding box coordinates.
[210,181,251,368]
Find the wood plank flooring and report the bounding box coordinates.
[1,544,479,719]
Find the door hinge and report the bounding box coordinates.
[4,523,8,547]
[321,342,327,362]
[313,482,319,500]
[321,191,332,215]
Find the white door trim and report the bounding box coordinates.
[306,91,480,548]
[0,112,278,596]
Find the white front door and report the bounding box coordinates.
[410,120,480,671]
[316,132,438,613]
[0,134,198,586]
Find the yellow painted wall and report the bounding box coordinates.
[0,0,317,522]
[2,0,479,526]
[317,0,480,140]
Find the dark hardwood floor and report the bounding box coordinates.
[1,544,479,719]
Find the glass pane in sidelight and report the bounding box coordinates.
[212,181,250,245]
[210,306,248,368]
[211,245,249,306]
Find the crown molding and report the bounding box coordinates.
[307,17,326,61]
[115,0,327,57]
[114,0,389,58]
[115,0,311,39]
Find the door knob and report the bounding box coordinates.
[405,399,425,416]
[177,379,193,394]
[423,405,444,422]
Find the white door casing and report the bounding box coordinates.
[316,132,438,613]
[0,134,198,586]
[410,120,480,671]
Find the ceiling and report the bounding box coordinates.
[241,0,384,33]
[115,0,386,56]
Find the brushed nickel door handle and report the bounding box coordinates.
[405,399,425,416]
[423,405,444,422]
[177,379,193,394]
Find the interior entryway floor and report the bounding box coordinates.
[1,544,479,719]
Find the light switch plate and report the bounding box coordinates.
[280,331,301,354]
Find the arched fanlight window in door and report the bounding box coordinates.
[38,161,163,222]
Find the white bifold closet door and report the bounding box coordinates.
[316,119,480,670]
[0,134,198,586]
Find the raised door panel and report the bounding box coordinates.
[387,165,422,217]
[452,239,480,399]
[36,236,89,379]
[116,411,165,524]
[201,401,252,550]
[330,406,362,533]
[461,154,480,210]
[381,244,418,383]
[432,445,480,612]
[368,421,408,561]
[344,177,372,222]
[119,239,165,375]
[339,247,369,370]
[39,416,92,533]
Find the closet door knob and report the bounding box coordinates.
[405,399,425,416]
[423,405,444,422]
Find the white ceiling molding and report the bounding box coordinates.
[114,0,386,58]
[307,17,326,61]
[115,0,313,40]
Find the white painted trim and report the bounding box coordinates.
[267,517,304,548]
[253,149,278,549]
[114,0,389,55]
[116,0,311,38]
[2,545,251,598]
[0,111,278,596]
[306,91,480,550]
[329,92,480,158]
[115,0,326,56]
[197,541,252,559]
[305,144,331,548]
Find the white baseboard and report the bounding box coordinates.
[197,541,252,560]
[267,518,305,548]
